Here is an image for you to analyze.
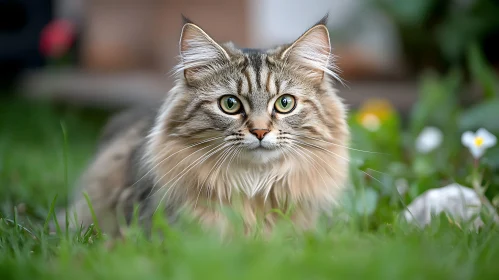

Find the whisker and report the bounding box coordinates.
[291,139,350,162]
[151,141,222,190]
[226,146,244,200]
[292,139,386,188]
[196,144,237,207]
[133,136,224,188]
[157,142,229,192]
[288,144,331,190]
[224,144,242,183]
[194,146,234,208]
[193,144,237,209]
[293,144,340,190]
[362,171,384,186]
[365,168,390,176]
[291,133,389,155]
[211,145,241,203]
[153,142,230,213]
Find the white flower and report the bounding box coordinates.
[461,128,497,159]
[360,113,381,132]
[415,126,443,153]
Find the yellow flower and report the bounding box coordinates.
[356,99,395,131]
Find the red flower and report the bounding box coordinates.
[39,19,75,58]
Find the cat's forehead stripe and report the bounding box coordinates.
[247,52,263,90]
[243,67,252,94]
[240,51,279,97]
[265,72,272,93]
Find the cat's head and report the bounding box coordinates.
[157,15,348,164]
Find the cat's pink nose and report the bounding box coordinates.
[250,129,270,141]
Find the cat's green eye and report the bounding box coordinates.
[219,95,242,114]
[274,95,296,114]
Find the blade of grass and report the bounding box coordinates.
[13,205,19,235]
[1,218,37,240]
[43,195,58,232]
[83,192,101,236]
[51,209,62,236]
[60,121,70,240]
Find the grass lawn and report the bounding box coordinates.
[1,98,499,280]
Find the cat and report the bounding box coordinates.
[57,14,350,237]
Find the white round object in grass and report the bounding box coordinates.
[403,183,483,229]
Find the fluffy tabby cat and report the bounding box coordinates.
[58,15,350,237]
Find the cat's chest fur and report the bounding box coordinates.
[166,160,302,233]
[150,152,288,205]
[222,163,282,198]
[147,147,335,233]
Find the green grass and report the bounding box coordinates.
[1,98,499,280]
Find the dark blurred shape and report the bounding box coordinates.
[483,29,499,70]
[0,0,52,89]
[0,1,28,32]
[375,0,499,75]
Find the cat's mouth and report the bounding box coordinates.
[242,137,280,153]
[252,145,273,151]
[248,142,278,151]
[245,143,282,162]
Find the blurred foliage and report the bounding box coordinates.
[373,0,499,74]
[0,98,109,219]
[345,43,499,229]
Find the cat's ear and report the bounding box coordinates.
[178,20,230,84]
[280,14,338,83]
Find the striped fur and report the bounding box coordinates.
[59,15,350,237]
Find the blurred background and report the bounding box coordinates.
[1,0,499,227]
[1,0,497,109]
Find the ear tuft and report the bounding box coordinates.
[181,14,194,25]
[315,13,329,27]
[177,22,230,84]
[280,17,341,83]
